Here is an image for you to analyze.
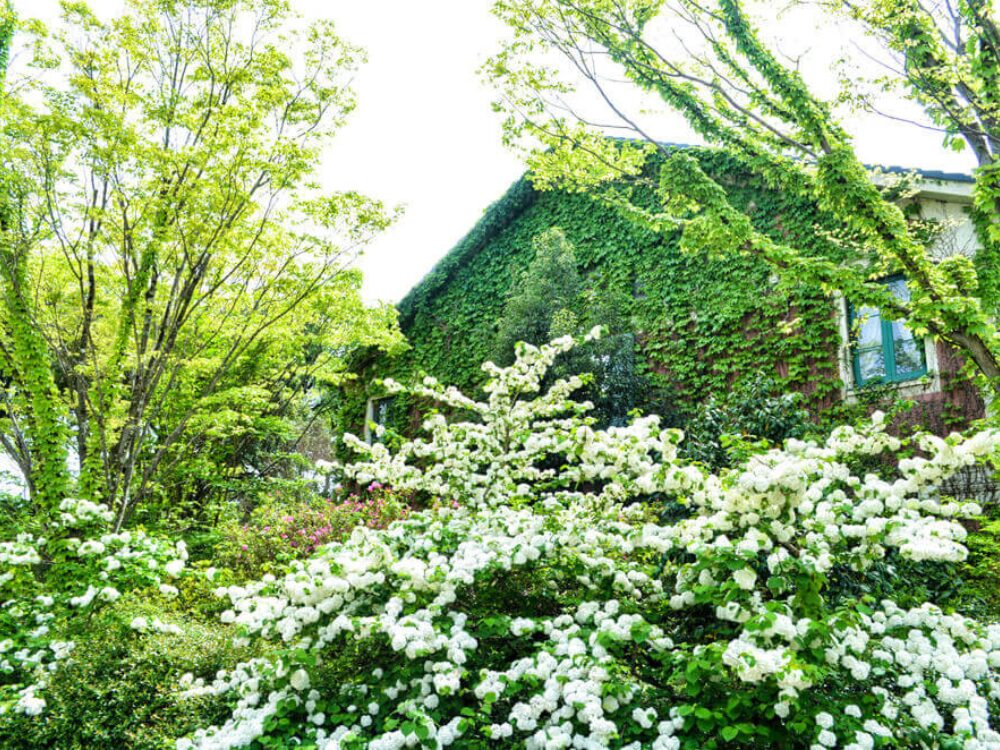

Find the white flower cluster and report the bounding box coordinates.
[131,616,184,635]
[179,335,1000,749]
[56,497,115,528]
[0,499,188,715]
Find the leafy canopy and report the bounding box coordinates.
[0,0,403,524]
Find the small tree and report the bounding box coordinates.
[494,228,583,363]
[485,0,1000,400]
[494,228,638,424]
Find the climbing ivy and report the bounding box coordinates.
[342,147,871,447]
[0,2,72,509]
[0,3,12,77]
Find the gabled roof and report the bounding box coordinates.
[397,176,538,327]
[396,144,975,327]
[878,164,974,184]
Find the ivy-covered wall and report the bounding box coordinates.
[337,147,982,447]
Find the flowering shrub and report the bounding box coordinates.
[216,487,411,579]
[0,595,239,750]
[180,332,1000,749]
[0,498,188,716]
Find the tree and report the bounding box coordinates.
[485,0,1000,400]
[0,0,403,527]
[1,0,71,513]
[493,227,583,362]
[0,2,11,76]
[182,336,1000,749]
[493,227,639,424]
[827,0,1000,310]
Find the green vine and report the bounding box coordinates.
[0,2,71,510]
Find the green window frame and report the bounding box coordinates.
[848,276,928,387]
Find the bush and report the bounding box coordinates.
[216,485,411,579]
[680,374,811,469]
[0,498,189,716]
[0,595,244,749]
[177,334,1000,750]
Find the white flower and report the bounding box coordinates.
[170,336,1000,750]
[165,559,185,577]
[290,669,311,692]
[733,567,758,591]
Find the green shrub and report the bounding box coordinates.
[953,513,1000,617]
[679,374,811,469]
[0,596,243,750]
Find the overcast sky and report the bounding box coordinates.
[13,0,979,304]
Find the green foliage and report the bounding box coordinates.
[0,596,242,750]
[486,0,1000,398]
[0,0,404,525]
[680,374,812,469]
[830,0,1000,317]
[952,511,1000,618]
[493,227,582,363]
[0,0,70,511]
[0,1,11,78]
[492,227,641,425]
[352,147,849,448]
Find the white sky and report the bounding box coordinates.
[12,0,980,304]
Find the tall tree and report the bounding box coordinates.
[0,1,11,75]
[0,0,403,526]
[0,0,71,510]
[826,0,1000,311]
[485,0,1000,399]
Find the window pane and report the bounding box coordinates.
[893,337,925,375]
[887,277,911,303]
[857,346,886,382]
[854,306,882,348]
[374,397,394,426]
[889,318,917,343]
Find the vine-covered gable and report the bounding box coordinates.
[342,146,982,447]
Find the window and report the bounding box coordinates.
[364,396,395,444]
[848,276,927,387]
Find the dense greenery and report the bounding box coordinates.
[486,0,1000,399]
[1,1,1000,748]
[492,228,639,425]
[345,146,941,453]
[0,597,239,750]
[679,375,812,470]
[828,0,1000,315]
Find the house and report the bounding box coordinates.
[340,145,989,453]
